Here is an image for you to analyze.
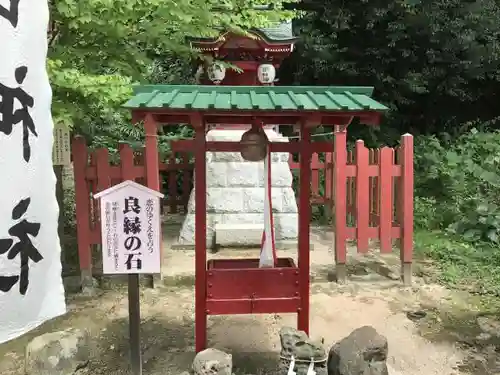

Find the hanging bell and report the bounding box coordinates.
[240,126,269,161]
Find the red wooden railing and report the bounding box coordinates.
[72,137,194,278]
[73,133,413,284]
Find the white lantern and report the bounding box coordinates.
[207,62,226,84]
[257,63,276,84]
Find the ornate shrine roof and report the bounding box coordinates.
[123,85,388,112]
[258,20,295,41]
[187,21,298,46]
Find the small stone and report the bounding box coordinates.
[63,275,83,294]
[278,327,327,375]
[63,275,98,294]
[327,326,388,375]
[475,332,492,342]
[193,348,232,375]
[25,328,91,375]
[477,316,500,337]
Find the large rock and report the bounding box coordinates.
[327,326,388,375]
[193,348,232,375]
[25,328,91,375]
[279,326,327,375]
[178,128,298,248]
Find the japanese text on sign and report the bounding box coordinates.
[52,127,71,165]
[94,181,162,275]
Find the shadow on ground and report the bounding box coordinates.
[312,258,401,285]
[88,316,194,375]
[231,352,279,375]
[416,307,500,375]
[88,316,278,375]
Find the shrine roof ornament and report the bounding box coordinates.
[187,21,298,46]
[259,20,295,41]
[123,85,389,112]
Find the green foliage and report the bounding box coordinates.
[48,59,133,129]
[414,231,500,296]
[88,119,194,159]
[281,0,500,135]
[49,0,297,131]
[277,0,500,295]
[414,130,500,243]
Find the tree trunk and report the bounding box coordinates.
[54,165,65,264]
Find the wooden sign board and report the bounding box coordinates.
[52,128,71,165]
[94,180,164,274]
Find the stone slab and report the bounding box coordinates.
[170,240,303,251]
[177,212,299,247]
[215,223,264,247]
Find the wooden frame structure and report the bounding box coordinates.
[117,84,392,352]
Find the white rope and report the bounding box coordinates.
[307,360,317,375]
[287,131,335,139]
[287,356,296,375]
[259,145,276,268]
[284,355,326,375]
[280,355,328,363]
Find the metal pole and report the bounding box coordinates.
[297,120,311,334]
[194,120,208,352]
[128,273,142,375]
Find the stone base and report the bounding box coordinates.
[171,239,302,251]
[214,223,263,247]
[178,211,299,248]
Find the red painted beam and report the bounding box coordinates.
[170,140,335,153]
[206,298,301,315]
[130,111,382,126]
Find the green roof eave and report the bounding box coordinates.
[249,28,299,44]
[123,85,388,112]
[187,21,298,45]
[187,30,298,45]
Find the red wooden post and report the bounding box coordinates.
[182,153,191,212]
[94,148,110,276]
[193,114,208,353]
[379,147,394,253]
[88,153,98,240]
[144,113,161,288]
[325,151,333,201]
[297,119,312,334]
[333,127,347,283]
[168,155,177,213]
[72,136,93,290]
[120,143,135,180]
[355,141,369,253]
[96,148,111,192]
[311,152,319,199]
[323,150,333,220]
[399,134,414,285]
[373,149,380,225]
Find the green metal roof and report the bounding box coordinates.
[187,20,297,44]
[123,85,389,112]
[188,23,297,45]
[258,20,295,42]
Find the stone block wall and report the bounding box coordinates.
[177,128,298,248]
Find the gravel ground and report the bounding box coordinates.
[0,226,493,375]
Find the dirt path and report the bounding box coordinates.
[0,226,497,375]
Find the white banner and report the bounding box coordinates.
[0,0,66,343]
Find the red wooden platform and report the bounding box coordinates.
[206,258,299,315]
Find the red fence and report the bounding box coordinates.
[73,133,413,284]
[72,137,194,282]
